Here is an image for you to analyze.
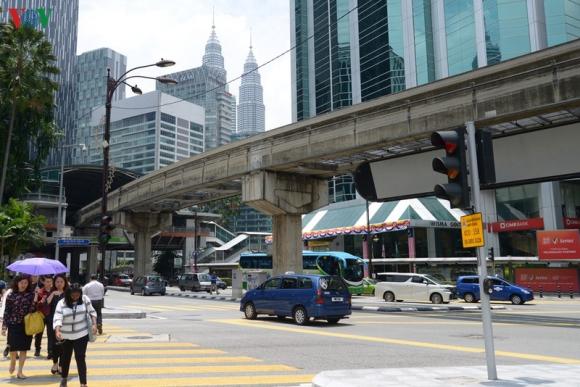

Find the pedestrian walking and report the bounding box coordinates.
[83,274,105,335]
[1,275,39,379]
[35,276,53,358]
[30,275,43,357]
[53,283,97,387]
[0,282,12,358]
[210,273,219,295]
[46,274,67,375]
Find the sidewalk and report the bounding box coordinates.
[102,305,146,319]
[312,364,580,386]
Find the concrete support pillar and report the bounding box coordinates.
[70,250,80,283]
[540,182,563,230]
[243,171,328,276]
[87,245,98,282]
[116,212,172,277]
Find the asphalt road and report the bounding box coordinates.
[4,291,578,386]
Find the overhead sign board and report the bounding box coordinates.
[57,239,91,246]
[490,218,544,233]
[537,230,580,260]
[461,213,484,248]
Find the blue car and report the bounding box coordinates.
[456,275,534,305]
[240,274,351,325]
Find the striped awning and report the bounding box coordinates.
[301,197,467,240]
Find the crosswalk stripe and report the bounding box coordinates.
[86,343,200,349]
[12,364,297,377]
[88,374,316,386]
[87,349,226,356]
[21,356,261,368]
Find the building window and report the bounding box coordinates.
[161,112,176,124]
[444,0,477,75]
[413,0,436,85]
[495,183,540,221]
[545,0,580,46]
[483,0,530,65]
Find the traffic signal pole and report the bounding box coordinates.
[466,121,498,380]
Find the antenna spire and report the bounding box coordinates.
[212,6,215,29]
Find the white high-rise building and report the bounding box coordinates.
[237,43,265,137]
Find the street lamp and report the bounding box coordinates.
[99,59,177,279]
[54,142,86,261]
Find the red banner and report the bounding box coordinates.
[490,218,544,233]
[537,230,580,260]
[564,217,580,229]
[515,268,579,292]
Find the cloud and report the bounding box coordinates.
[78,0,291,130]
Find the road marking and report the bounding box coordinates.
[88,349,226,356]
[212,319,580,365]
[21,356,261,368]
[87,374,316,387]
[87,343,200,349]
[16,364,297,377]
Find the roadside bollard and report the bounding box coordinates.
[557,285,561,298]
[570,287,574,299]
[539,286,543,298]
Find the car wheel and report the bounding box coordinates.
[141,288,147,296]
[180,286,185,292]
[464,293,476,303]
[510,294,523,305]
[431,293,443,304]
[244,302,257,320]
[327,318,340,324]
[383,291,395,303]
[160,291,166,296]
[130,288,134,295]
[293,306,308,326]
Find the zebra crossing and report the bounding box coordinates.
[0,324,314,386]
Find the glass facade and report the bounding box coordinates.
[294,0,311,121]
[483,0,530,65]
[329,175,357,203]
[412,0,435,85]
[561,180,580,218]
[444,0,477,76]
[545,0,580,46]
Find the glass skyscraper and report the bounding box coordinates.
[157,24,235,151]
[73,48,127,164]
[1,0,79,165]
[237,44,265,136]
[291,0,580,121]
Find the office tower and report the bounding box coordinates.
[85,91,204,174]
[1,0,79,165]
[73,48,127,164]
[157,23,235,150]
[237,42,265,137]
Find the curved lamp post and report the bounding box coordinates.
[99,59,177,279]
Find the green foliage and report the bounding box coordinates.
[153,251,177,279]
[0,22,60,202]
[200,196,242,230]
[0,199,46,275]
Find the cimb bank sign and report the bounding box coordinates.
[0,7,51,29]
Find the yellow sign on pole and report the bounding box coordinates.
[461,212,485,248]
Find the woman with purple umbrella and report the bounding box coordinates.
[1,275,39,379]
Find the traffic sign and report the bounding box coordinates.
[461,213,484,248]
[57,239,91,246]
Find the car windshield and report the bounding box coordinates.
[342,259,364,282]
[422,275,442,285]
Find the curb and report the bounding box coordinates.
[169,292,241,303]
[103,311,147,319]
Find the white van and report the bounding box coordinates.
[374,273,453,304]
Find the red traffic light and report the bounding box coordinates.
[431,131,459,154]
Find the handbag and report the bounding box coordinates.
[84,300,96,342]
[24,311,45,336]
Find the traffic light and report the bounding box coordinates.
[431,129,470,209]
[98,215,115,246]
[487,247,495,262]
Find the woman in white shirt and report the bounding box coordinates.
[53,283,97,387]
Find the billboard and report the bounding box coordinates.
[537,230,580,260]
[515,268,579,292]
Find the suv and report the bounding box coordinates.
[456,276,533,305]
[130,275,166,296]
[241,274,351,325]
[374,272,453,304]
[178,273,212,292]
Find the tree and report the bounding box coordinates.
[153,251,177,279]
[0,199,46,276]
[200,196,242,231]
[0,22,59,204]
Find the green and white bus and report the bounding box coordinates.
[239,251,365,294]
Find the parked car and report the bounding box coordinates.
[178,273,212,292]
[456,275,533,305]
[240,274,352,325]
[113,274,132,287]
[130,275,166,296]
[374,272,454,304]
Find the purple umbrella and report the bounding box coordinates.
[7,257,69,276]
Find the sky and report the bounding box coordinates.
[78,0,292,130]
